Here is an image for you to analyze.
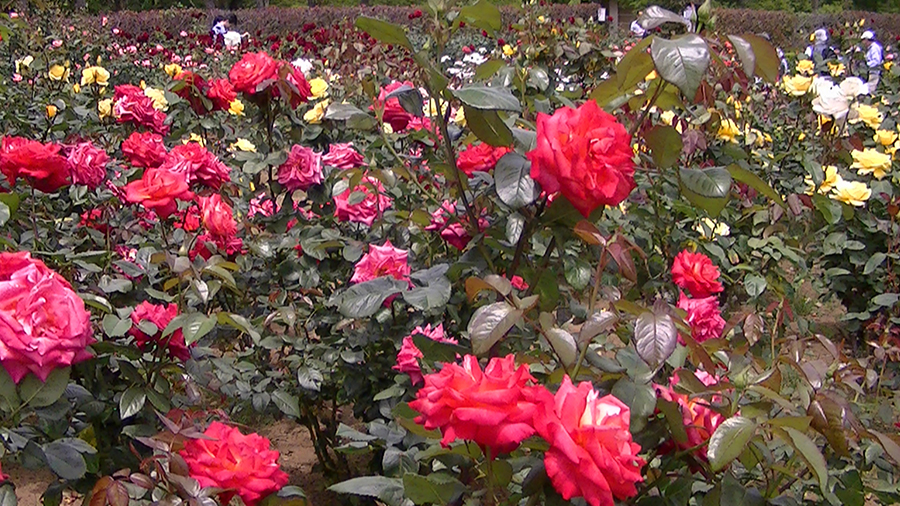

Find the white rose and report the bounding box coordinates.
[812,81,850,120]
[839,77,867,97]
[291,58,314,77]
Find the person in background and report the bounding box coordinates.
[682,2,696,32]
[805,29,836,64]
[630,12,647,38]
[861,30,884,93]
[211,15,228,41]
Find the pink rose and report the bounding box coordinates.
[0,252,95,383]
[655,370,726,460]
[129,301,191,361]
[393,324,457,385]
[676,292,725,343]
[322,143,365,169]
[158,143,230,190]
[122,131,167,168]
[113,84,169,135]
[671,250,723,299]
[66,142,109,189]
[350,240,410,284]
[424,201,488,251]
[276,144,322,191]
[333,176,392,227]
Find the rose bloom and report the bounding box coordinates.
[206,78,237,111]
[839,77,867,98]
[274,60,312,108]
[129,301,191,361]
[527,100,635,218]
[322,143,365,169]
[143,87,168,111]
[410,354,540,454]
[457,143,511,176]
[179,421,289,506]
[276,144,322,191]
[393,324,458,385]
[671,250,723,299]
[781,75,813,96]
[676,292,725,343]
[654,370,725,460]
[0,252,95,383]
[174,71,209,114]
[173,204,201,232]
[371,81,417,132]
[425,200,488,251]
[350,240,410,284]
[66,142,109,189]
[199,194,238,238]
[0,136,70,192]
[851,148,892,180]
[333,176,393,226]
[229,52,278,94]
[122,131,168,169]
[805,165,841,195]
[796,59,815,75]
[874,129,899,147]
[158,143,231,190]
[811,80,850,120]
[530,376,644,506]
[849,103,883,130]
[830,179,871,207]
[124,168,195,218]
[113,85,169,135]
[190,233,244,261]
[716,118,741,143]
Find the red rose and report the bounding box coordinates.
[333,176,393,227]
[122,131,168,169]
[671,250,723,299]
[124,168,195,218]
[457,143,511,176]
[158,143,230,190]
[274,61,312,108]
[113,85,169,135]
[424,200,488,251]
[676,292,725,343]
[129,301,191,361]
[206,78,237,111]
[530,376,644,506]
[174,71,209,114]
[228,51,278,94]
[371,81,417,132]
[410,354,540,455]
[190,233,243,261]
[66,142,109,189]
[276,144,322,191]
[199,194,237,239]
[527,100,635,217]
[321,143,365,170]
[655,370,726,460]
[0,252,95,383]
[179,421,289,506]
[0,137,69,192]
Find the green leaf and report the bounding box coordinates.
[463,106,513,147]
[611,379,657,433]
[0,484,16,506]
[217,313,262,342]
[329,477,405,506]
[727,34,756,78]
[679,167,732,216]
[458,0,502,35]
[43,440,87,480]
[0,202,10,227]
[544,328,577,367]
[564,257,592,291]
[637,6,690,30]
[650,34,711,99]
[727,164,785,208]
[468,302,521,356]
[645,125,683,169]
[634,310,677,369]
[183,314,217,346]
[385,85,425,118]
[402,473,465,505]
[745,274,767,298]
[658,398,689,444]
[102,314,132,338]
[0,193,21,216]
[331,277,408,318]
[0,367,19,412]
[494,152,535,209]
[474,60,506,81]
[355,17,411,49]
[18,367,70,409]
[453,85,520,111]
[812,194,842,224]
[80,293,113,313]
[412,334,467,365]
[272,389,302,418]
[863,253,887,275]
[872,293,900,308]
[741,33,780,83]
[616,35,655,89]
[708,416,757,471]
[779,427,829,492]
[119,386,146,420]
[403,278,451,311]
[325,103,368,121]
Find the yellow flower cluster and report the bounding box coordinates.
[804,166,872,207]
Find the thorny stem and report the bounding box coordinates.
[628,81,667,138]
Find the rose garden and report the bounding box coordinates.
[0,2,898,505]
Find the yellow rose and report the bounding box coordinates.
[48,64,69,81]
[804,165,841,195]
[183,133,205,146]
[830,179,871,207]
[164,63,183,78]
[383,123,394,135]
[143,87,168,111]
[796,59,815,75]
[303,99,330,124]
[502,44,516,57]
[850,104,883,130]
[874,129,898,147]
[231,139,257,152]
[308,78,328,99]
[782,75,813,96]
[73,83,81,94]
[426,98,448,118]
[717,118,741,143]
[851,148,892,179]
[827,61,845,77]
[694,217,730,240]
[97,98,113,119]
[228,99,244,116]
[46,104,58,118]
[660,110,676,126]
[645,70,658,81]
[798,132,806,141]
[886,61,894,72]
[81,66,110,87]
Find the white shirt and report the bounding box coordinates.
[212,21,227,36]
[866,42,883,69]
[630,20,646,37]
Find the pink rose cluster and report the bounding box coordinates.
[672,250,725,344]
[654,370,727,461]
[0,136,110,193]
[334,176,393,227]
[113,84,170,135]
[425,200,489,251]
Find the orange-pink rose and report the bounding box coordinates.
[123,168,195,218]
[671,250,723,299]
[199,194,237,239]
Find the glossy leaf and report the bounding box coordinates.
[780,427,829,492]
[453,85,520,111]
[329,476,405,506]
[402,473,465,505]
[634,310,677,369]
[638,6,690,30]
[119,386,146,420]
[727,164,785,208]
[544,328,577,367]
[741,33,780,83]
[468,302,521,356]
[494,152,536,209]
[708,416,757,471]
[651,35,711,99]
[646,125,683,169]
[463,106,513,147]
[331,277,408,318]
[19,367,70,409]
[355,17,411,49]
[679,167,732,216]
[727,34,756,78]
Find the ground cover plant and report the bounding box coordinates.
[0,1,898,505]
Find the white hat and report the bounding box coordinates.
[861,30,875,40]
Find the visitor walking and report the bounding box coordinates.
[805,29,836,64]
[683,2,696,32]
[861,30,884,94]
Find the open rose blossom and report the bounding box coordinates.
[676,292,725,343]
[0,252,94,383]
[371,81,417,132]
[671,250,723,299]
[274,60,312,108]
[0,136,69,193]
[191,233,244,261]
[124,168,195,218]
[655,370,726,460]
[457,143,511,176]
[229,51,278,94]
[530,376,644,506]
[66,142,109,189]
[350,240,410,284]
[425,200,489,251]
[158,143,231,190]
[122,131,168,169]
[333,176,393,226]
[207,78,238,111]
[173,71,209,114]
[527,100,635,217]
[277,144,322,191]
[113,84,169,135]
[199,194,237,239]
[410,354,540,455]
[179,421,289,506]
[393,324,458,385]
[129,301,191,361]
[322,143,365,169]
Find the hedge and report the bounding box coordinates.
[715,9,900,49]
